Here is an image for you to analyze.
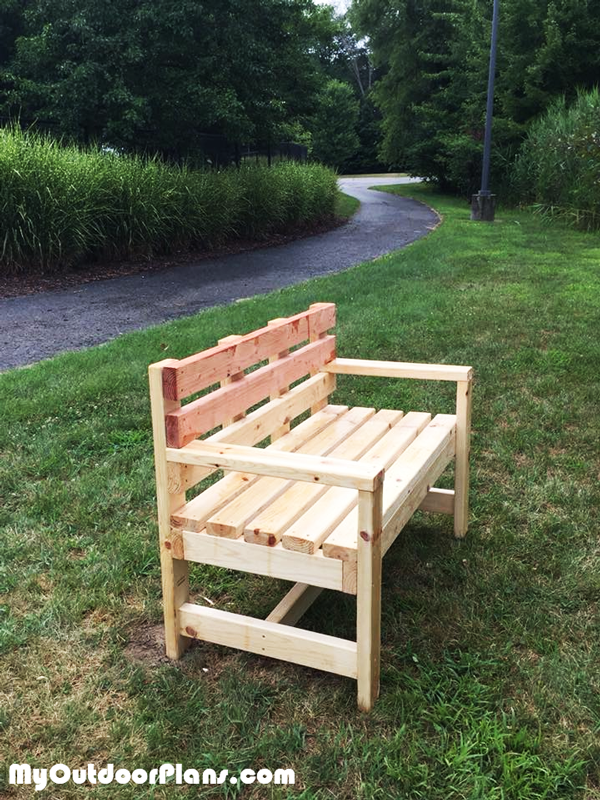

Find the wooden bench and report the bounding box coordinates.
[149,303,473,711]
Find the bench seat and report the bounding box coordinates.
[171,406,456,593]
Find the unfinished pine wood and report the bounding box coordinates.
[266,583,323,626]
[163,303,336,400]
[419,487,455,514]
[309,309,330,415]
[268,318,291,441]
[182,530,348,592]
[218,334,245,428]
[204,406,375,539]
[454,379,473,538]
[171,405,348,532]
[150,302,474,712]
[322,415,457,562]
[149,360,190,659]
[356,485,383,712]
[281,411,432,554]
[321,358,473,382]
[380,434,456,557]
[244,409,402,546]
[167,372,336,493]
[179,602,357,678]
[166,335,336,447]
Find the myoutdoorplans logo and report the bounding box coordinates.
[8,762,295,791]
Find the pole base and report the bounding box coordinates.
[470,192,496,222]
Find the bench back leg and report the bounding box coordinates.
[356,485,383,711]
[454,379,473,538]
[149,360,190,659]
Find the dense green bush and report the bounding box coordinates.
[0,127,338,274]
[511,90,600,230]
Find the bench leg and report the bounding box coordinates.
[356,485,383,711]
[149,361,190,659]
[454,379,473,538]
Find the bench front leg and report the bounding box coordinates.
[149,361,190,659]
[454,378,473,538]
[356,483,383,711]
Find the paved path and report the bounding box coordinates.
[0,177,437,371]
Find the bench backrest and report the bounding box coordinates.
[155,303,337,449]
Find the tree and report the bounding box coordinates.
[0,0,337,158]
[309,78,360,168]
[351,0,600,193]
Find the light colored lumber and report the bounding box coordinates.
[454,379,473,537]
[356,485,383,712]
[419,487,455,514]
[148,360,190,659]
[172,421,384,496]
[268,318,291,441]
[321,358,473,382]
[166,335,336,447]
[322,415,457,562]
[205,407,375,539]
[245,409,403,546]
[309,308,331,414]
[171,405,348,532]
[179,602,357,678]
[182,530,348,592]
[380,436,456,557]
[163,303,336,400]
[167,372,336,493]
[266,583,323,626]
[218,334,245,428]
[281,411,432,554]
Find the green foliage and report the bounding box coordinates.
[352,0,600,194]
[0,0,335,157]
[511,89,600,231]
[0,126,337,274]
[309,79,360,169]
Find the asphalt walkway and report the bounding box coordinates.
[0,177,438,370]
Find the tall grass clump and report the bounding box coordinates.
[0,126,338,274]
[511,89,600,231]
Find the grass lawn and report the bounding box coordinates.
[335,190,360,218]
[1,184,599,798]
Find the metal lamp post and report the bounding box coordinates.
[471,0,500,221]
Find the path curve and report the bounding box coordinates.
[0,177,437,371]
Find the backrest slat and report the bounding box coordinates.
[165,335,336,448]
[162,303,335,401]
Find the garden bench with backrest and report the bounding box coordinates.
[148,303,473,711]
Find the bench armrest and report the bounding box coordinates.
[321,358,473,382]
[166,441,385,492]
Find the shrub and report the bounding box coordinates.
[511,89,600,231]
[0,126,338,274]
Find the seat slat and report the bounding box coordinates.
[281,411,432,554]
[163,303,335,400]
[171,404,348,532]
[244,409,403,547]
[322,414,457,562]
[205,406,375,540]
[166,335,336,447]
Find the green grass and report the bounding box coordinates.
[335,191,360,218]
[1,183,599,798]
[0,126,337,275]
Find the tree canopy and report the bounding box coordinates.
[0,0,338,158]
[351,0,600,192]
